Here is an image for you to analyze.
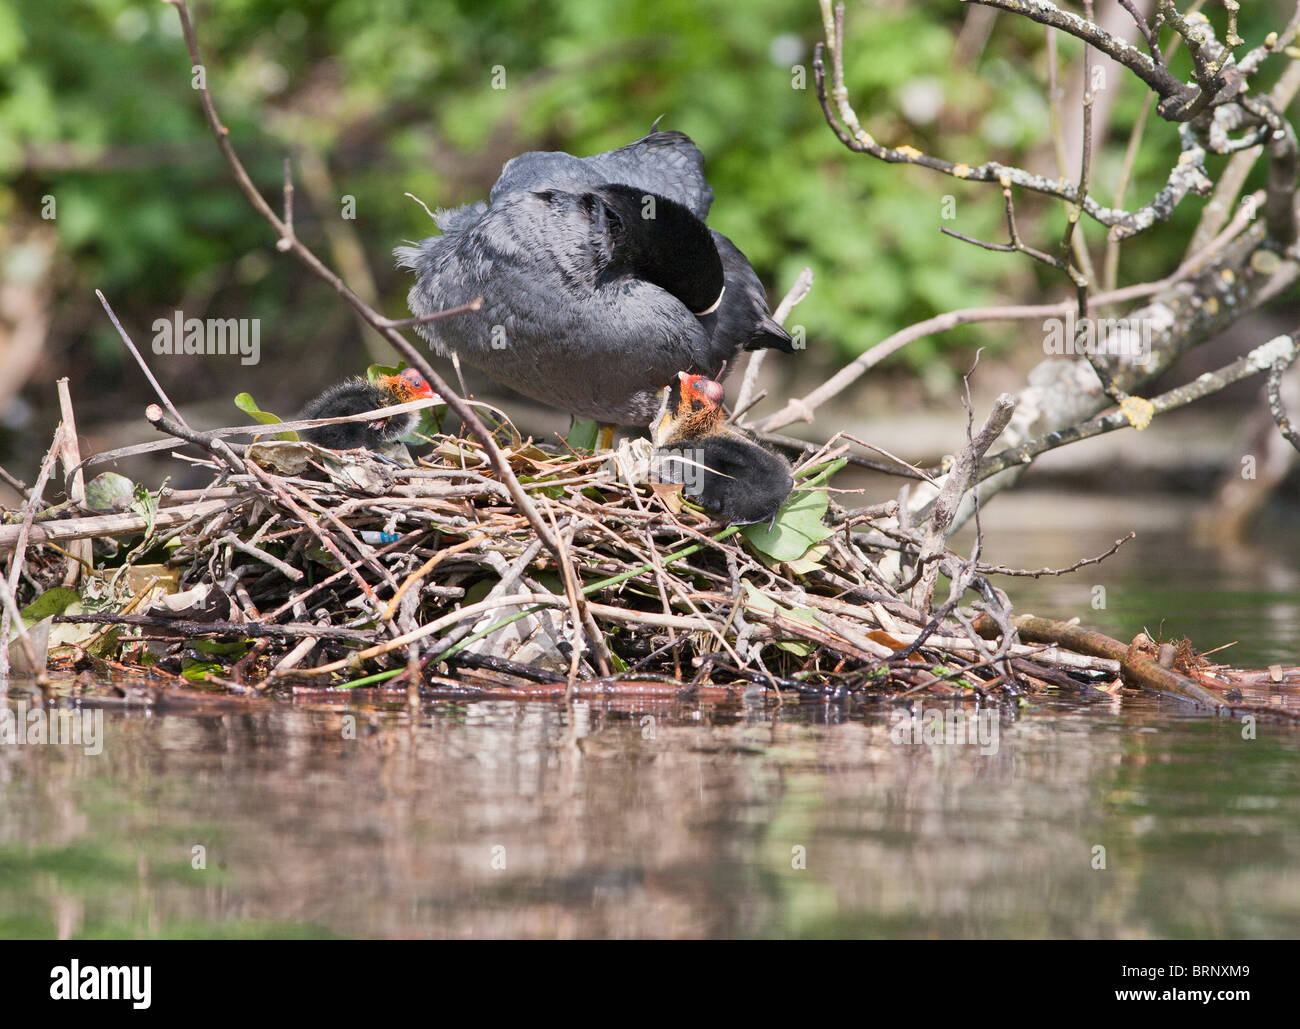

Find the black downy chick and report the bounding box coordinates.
[299,369,436,456]
[395,129,793,427]
[652,372,793,526]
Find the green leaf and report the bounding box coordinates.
[366,362,405,382]
[191,639,252,658]
[742,485,833,562]
[233,392,281,423]
[235,392,298,442]
[20,586,81,624]
[129,482,159,540]
[84,471,135,512]
[84,626,121,660]
[409,407,445,439]
[566,417,600,452]
[181,657,222,683]
[783,543,831,576]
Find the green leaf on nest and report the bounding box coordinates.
[566,417,601,452]
[191,639,252,659]
[181,658,222,683]
[84,471,135,512]
[20,587,82,625]
[235,392,298,442]
[741,458,846,564]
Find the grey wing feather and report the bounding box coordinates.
[490,130,712,219]
[396,190,717,424]
[433,201,487,234]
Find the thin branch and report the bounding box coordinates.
[0,573,46,688]
[1,425,63,690]
[816,1,1209,238]
[374,296,483,331]
[979,331,1300,481]
[146,404,247,475]
[1119,0,1164,64]
[0,465,35,503]
[55,379,92,588]
[1064,0,1095,279]
[1266,350,1300,454]
[276,156,294,253]
[756,168,1262,435]
[962,0,1197,117]
[978,532,1135,577]
[76,395,448,474]
[735,266,812,419]
[96,290,185,425]
[913,392,1016,611]
[222,533,304,582]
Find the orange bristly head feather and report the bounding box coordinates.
[672,372,726,437]
[378,368,437,403]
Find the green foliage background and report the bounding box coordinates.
[2,0,1297,425]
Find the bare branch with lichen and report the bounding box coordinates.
[798,0,1300,540]
[814,1,1213,241]
[1266,344,1300,454]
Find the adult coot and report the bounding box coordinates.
[396,129,792,427]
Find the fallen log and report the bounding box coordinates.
[975,613,1224,708]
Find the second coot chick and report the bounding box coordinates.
[652,372,793,526]
[299,369,435,452]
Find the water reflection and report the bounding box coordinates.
[967,495,1300,667]
[2,691,1298,938]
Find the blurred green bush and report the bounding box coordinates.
[2,0,1295,412]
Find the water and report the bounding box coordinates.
[1,493,1298,939]
[964,492,1300,668]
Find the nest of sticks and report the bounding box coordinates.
[5,0,1279,710]
[1,379,1249,710]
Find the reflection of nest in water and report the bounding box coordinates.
[2,411,1244,711]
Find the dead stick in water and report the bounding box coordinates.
[974,613,1223,707]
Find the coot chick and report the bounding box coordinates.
[652,372,793,525]
[395,129,793,426]
[299,369,435,453]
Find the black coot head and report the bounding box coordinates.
[592,184,725,316]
